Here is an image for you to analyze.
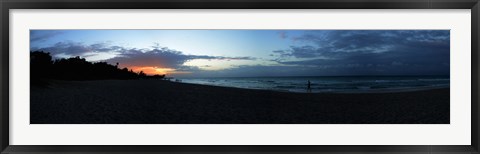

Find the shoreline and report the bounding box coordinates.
[31,79,450,124]
[177,80,450,94]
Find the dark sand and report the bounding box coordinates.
[31,80,450,124]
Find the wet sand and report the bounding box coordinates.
[30,80,450,124]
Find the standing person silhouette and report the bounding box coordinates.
[307,80,312,92]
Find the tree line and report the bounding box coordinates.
[31,51,165,82]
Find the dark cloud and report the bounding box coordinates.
[32,42,95,56]
[107,47,255,68]
[31,41,129,59]
[30,31,63,42]
[270,30,450,76]
[272,50,285,54]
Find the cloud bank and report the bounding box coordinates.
[31,41,256,75]
[267,30,450,76]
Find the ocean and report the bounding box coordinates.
[179,76,450,93]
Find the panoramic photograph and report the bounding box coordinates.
[30,30,450,124]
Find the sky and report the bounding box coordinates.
[30,30,450,78]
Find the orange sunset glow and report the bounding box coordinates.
[129,66,191,75]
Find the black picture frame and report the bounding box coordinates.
[1,0,478,153]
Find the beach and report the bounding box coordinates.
[31,80,450,124]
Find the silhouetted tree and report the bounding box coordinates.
[31,51,53,85]
[138,71,147,78]
[31,51,53,78]
[30,51,166,81]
